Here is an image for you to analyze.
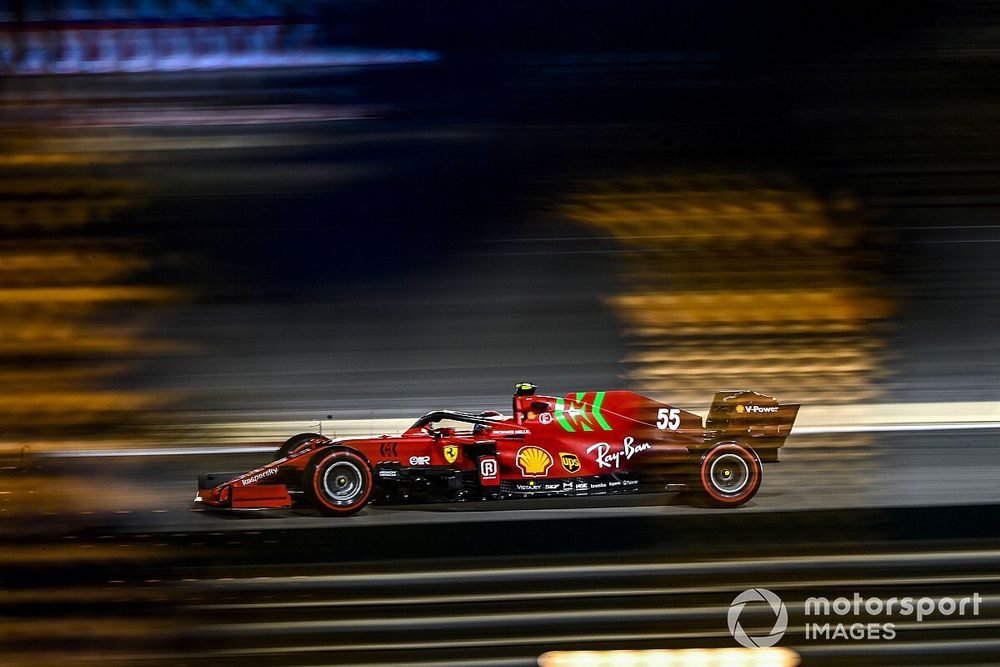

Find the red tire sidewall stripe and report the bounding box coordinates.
[700,443,760,503]
[311,451,373,513]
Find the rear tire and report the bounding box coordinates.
[304,449,373,516]
[275,432,322,461]
[694,442,762,507]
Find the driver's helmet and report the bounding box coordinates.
[514,382,537,397]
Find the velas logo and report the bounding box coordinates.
[728,588,788,648]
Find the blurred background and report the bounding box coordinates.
[2,1,1000,665]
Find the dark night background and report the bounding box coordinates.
[3,2,1000,665]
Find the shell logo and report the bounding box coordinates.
[516,446,553,477]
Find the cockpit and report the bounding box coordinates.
[409,410,507,438]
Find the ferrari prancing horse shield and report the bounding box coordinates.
[443,444,459,464]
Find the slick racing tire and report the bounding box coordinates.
[275,432,322,461]
[305,449,373,516]
[695,442,762,507]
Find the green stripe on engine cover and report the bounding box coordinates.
[552,392,614,432]
[591,391,613,430]
[553,397,575,432]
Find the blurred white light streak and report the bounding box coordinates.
[538,648,800,667]
[36,401,1000,457]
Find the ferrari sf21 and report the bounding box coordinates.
[195,383,799,516]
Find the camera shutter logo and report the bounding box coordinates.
[728,588,788,648]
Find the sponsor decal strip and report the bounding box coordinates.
[240,467,279,486]
[508,475,640,495]
[587,436,652,469]
[560,452,581,473]
[479,456,499,480]
[516,446,553,477]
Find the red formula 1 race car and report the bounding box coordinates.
[195,383,799,516]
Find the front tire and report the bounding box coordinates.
[305,449,373,516]
[694,442,762,507]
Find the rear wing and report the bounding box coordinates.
[705,390,799,462]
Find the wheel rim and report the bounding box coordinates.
[708,452,750,495]
[322,461,365,506]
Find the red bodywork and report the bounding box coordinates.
[195,386,798,513]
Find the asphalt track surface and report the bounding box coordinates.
[8,473,1000,666]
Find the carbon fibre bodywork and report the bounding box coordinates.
[195,384,798,515]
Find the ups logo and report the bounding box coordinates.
[560,452,581,474]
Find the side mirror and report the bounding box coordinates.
[531,401,550,412]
